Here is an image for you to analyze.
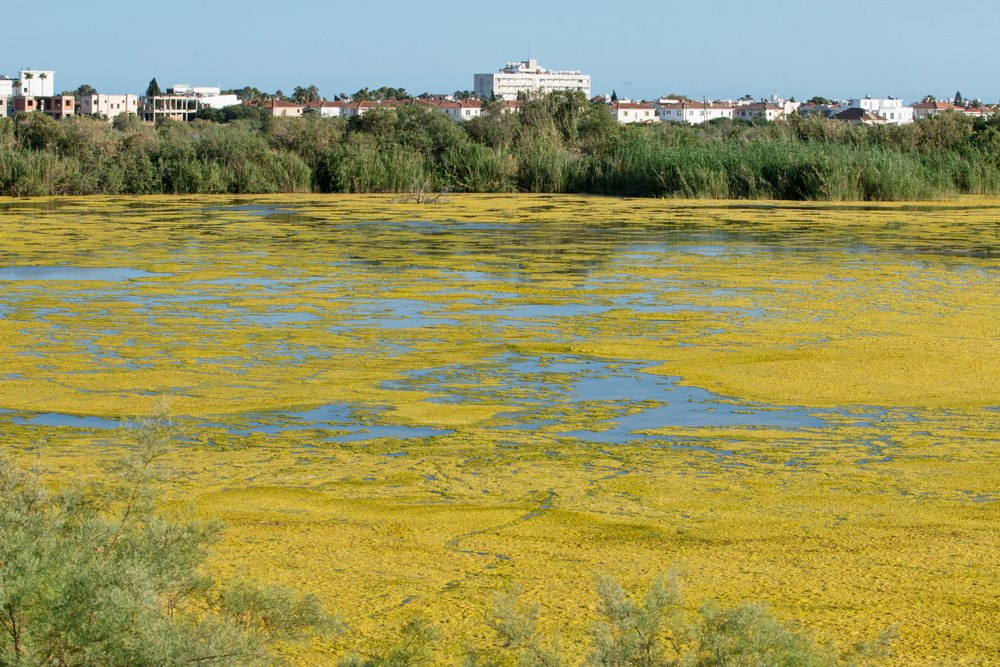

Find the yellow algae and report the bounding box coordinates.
[0,194,998,665]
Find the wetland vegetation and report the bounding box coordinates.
[4,95,1000,199]
[0,195,996,664]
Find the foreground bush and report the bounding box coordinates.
[0,415,336,666]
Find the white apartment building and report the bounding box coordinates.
[80,94,138,118]
[657,101,733,124]
[168,85,240,109]
[0,76,14,99]
[17,70,55,97]
[474,59,590,101]
[844,97,913,125]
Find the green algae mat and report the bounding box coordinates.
[0,194,997,664]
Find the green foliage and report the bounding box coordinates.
[0,415,337,666]
[2,90,1000,199]
[465,577,895,667]
[353,87,409,102]
[339,616,437,667]
[292,85,322,104]
[145,78,162,97]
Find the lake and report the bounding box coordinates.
[0,194,997,663]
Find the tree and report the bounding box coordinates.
[74,83,97,97]
[453,90,478,100]
[292,84,321,104]
[146,77,162,97]
[611,89,618,102]
[0,415,339,665]
[954,90,964,106]
[353,86,408,102]
[921,94,937,103]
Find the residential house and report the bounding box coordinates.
[735,103,785,122]
[832,108,886,125]
[304,100,347,117]
[13,95,75,120]
[608,101,656,124]
[843,97,913,125]
[80,94,139,119]
[261,99,305,117]
[17,70,55,97]
[657,100,733,124]
[140,85,239,122]
[0,75,15,100]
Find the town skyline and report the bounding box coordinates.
[5,0,996,104]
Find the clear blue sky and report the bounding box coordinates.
[4,0,994,103]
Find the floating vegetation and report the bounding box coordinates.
[0,194,997,664]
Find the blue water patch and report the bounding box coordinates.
[12,413,121,429]
[385,354,836,445]
[0,266,169,281]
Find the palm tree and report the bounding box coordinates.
[22,72,33,95]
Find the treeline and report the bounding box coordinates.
[3,92,1000,199]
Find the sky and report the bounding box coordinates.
[3,0,996,103]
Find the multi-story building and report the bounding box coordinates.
[474,59,590,101]
[80,94,139,119]
[139,84,239,122]
[16,70,55,97]
[13,95,75,120]
[657,100,734,124]
[0,75,15,100]
[843,97,913,125]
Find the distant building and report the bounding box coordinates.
[0,75,15,100]
[305,100,347,117]
[17,70,55,97]
[408,97,484,121]
[139,85,239,122]
[735,103,785,122]
[261,99,304,117]
[169,85,239,109]
[0,97,6,118]
[13,95,75,120]
[832,107,886,125]
[656,100,734,124]
[797,103,841,119]
[843,97,913,125]
[80,94,139,119]
[140,95,200,122]
[474,59,590,101]
[910,100,960,121]
[608,101,656,124]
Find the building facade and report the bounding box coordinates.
[17,70,55,97]
[80,94,139,118]
[657,101,734,124]
[140,95,202,122]
[843,97,913,125]
[474,60,590,101]
[13,95,75,120]
[608,101,656,123]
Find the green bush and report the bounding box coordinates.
[0,415,338,666]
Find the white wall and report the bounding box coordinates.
[18,70,55,97]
